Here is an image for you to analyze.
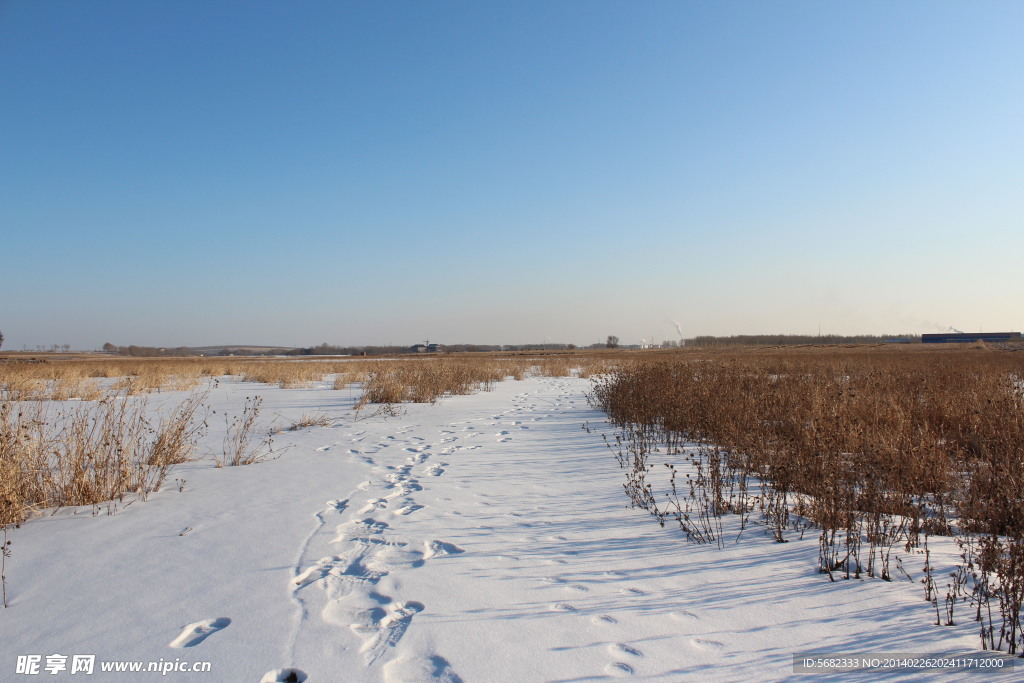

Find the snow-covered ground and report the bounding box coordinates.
[1,375,1010,681]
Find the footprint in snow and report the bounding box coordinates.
[393,503,424,516]
[294,557,336,589]
[604,662,634,676]
[423,540,464,559]
[334,518,389,542]
[593,615,617,624]
[551,603,577,612]
[358,498,388,514]
[315,445,331,452]
[670,610,699,621]
[393,481,423,496]
[620,587,646,596]
[384,654,463,683]
[424,464,445,476]
[352,600,426,665]
[259,668,307,683]
[169,617,231,648]
[365,544,426,572]
[691,638,725,651]
[609,643,643,657]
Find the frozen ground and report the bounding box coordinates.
[0,375,1008,681]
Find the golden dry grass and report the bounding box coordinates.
[590,347,1024,653]
[1,390,207,525]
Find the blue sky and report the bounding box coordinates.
[2,1,1022,349]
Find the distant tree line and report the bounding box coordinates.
[99,341,585,357]
[283,344,409,356]
[283,342,579,356]
[492,343,577,352]
[683,334,920,347]
[104,344,203,357]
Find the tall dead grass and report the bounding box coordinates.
[240,361,328,388]
[355,359,512,408]
[591,349,1024,654]
[1,359,211,399]
[0,390,208,525]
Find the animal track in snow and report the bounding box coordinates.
[620,587,646,596]
[550,603,577,612]
[169,617,231,648]
[593,614,617,624]
[424,463,446,476]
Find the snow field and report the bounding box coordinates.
[0,375,1001,681]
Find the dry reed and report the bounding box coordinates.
[591,348,1024,654]
[0,389,208,525]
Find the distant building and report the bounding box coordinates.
[921,332,1022,344]
[410,343,442,353]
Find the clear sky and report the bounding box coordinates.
[2,1,1022,350]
